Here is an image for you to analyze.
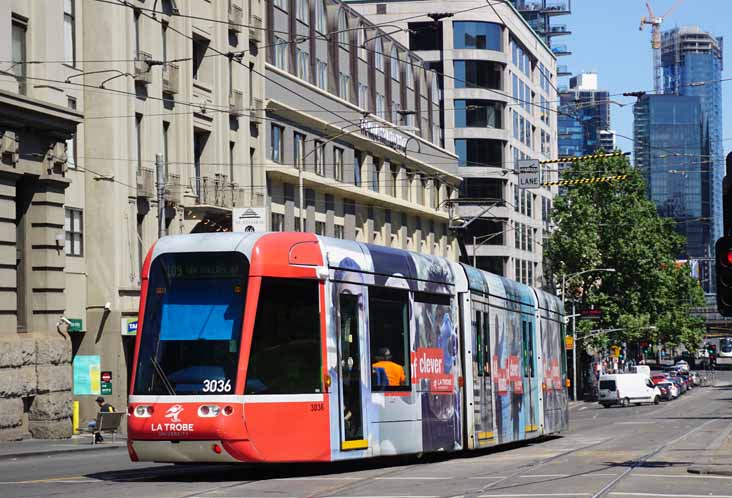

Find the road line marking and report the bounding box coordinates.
[469,476,507,480]
[519,474,569,478]
[611,493,732,498]
[374,477,450,480]
[480,494,592,497]
[275,477,363,481]
[0,475,96,484]
[632,473,732,480]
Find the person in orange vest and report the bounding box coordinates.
[372,347,406,387]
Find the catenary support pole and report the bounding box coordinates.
[572,299,577,401]
[156,153,166,238]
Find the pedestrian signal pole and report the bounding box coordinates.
[716,152,732,315]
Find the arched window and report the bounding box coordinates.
[390,46,400,81]
[374,37,384,71]
[337,10,349,49]
[315,0,326,34]
[296,0,309,24]
[357,24,367,60]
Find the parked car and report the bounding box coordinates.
[598,373,662,407]
[675,360,690,372]
[669,375,687,394]
[656,381,679,400]
[651,373,669,384]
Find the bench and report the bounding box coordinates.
[84,412,124,444]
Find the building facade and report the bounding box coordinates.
[265,0,460,254]
[661,26,723,270]
[509,0,571,60]
[346,0,559,287]
[633,94,712,290]
[0,1,83,440]
[558,72,612,157]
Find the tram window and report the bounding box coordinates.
[527,322,535,377]
[369,286,410,391]
[475,311,483,377]
[413,291,450,306]
[245,278,322,395]
[560,323,568,377]
[482,311,491,378]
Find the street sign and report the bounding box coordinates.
[565,335,574,350]
[518,159,541,189]
[101,382,112,395]
[580,309,602,320]
[68,318,83,333]
[611,345,621,358]
[121,317,138,336]
[233,207,267,233]
[100,371,112,383]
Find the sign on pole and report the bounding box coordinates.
[518,159,541,189]
[233,207,267,233]
[565,335,574,350]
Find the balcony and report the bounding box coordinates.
[162,63,179,94]
[165,174,182,205]
[551,44,572,56]
[543,2,571,15]
[228,2,243,32]
[136,167,156,198]
[557,64,571,76]
[250,97,264,123]
[229,90,245,117]
[249,14,263,42]
[134,51,153,85]
[547,24,571,36]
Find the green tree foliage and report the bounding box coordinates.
[545,155,705,351]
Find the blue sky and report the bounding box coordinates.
[564,0,730,157]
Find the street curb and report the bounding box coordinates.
[687,420,732,477]
[0,443,126,461]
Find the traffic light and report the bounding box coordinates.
[716,236,732,315]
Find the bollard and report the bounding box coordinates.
[73,400,79,434]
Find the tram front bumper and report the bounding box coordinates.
[129,439,241,463]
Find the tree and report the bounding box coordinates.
[545,154,705,353]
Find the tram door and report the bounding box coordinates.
[472,301,494,445]
[522,318,537,432]
[337,293,368,450]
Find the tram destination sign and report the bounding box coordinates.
[518,159,541,189]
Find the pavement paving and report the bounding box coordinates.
[0,372,730,498]
[0,434,126,460]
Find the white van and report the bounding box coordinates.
[631,365,651,377]
[598,373,661,407]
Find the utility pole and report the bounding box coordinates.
[572,299,577,401]
[156,153,167,238]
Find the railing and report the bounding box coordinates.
[250,97,264,123]
[165,173,182,205]
[229,90,245,117]
[557,65,570,75]
[249,14,262,42]
[228,2,243,32]
[550,24,569,33]
[136,167,156,198]
[162,63,179,94]
[134,51,153,85]
[551,44,570,54]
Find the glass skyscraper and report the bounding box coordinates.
[634,95,711,290]
[558,73,612,157]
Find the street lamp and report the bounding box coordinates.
[560,267,616,401]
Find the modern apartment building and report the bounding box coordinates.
[68,0,266,425]
[264,0,460,254]
[346,0,559,287]
[0,1,83,440]
[661,26,723,267]
[509,0,571,55]
[558,72,612,157]
[633,94,712,290]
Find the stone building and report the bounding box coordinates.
[0,0,83,440]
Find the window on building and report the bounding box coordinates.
[454,100,502,128]
[338,10,349,49]
[272,212,285,231]
[405,59,414,89]
[64,208,83,256]
[370,159,380,192]
[316,59,327,90]
[357,25,367,61]
[314,140,325,176]
[271,124,284,163]
[392,100,401,125]
[274,37,288,71]
[454,139,503,167]
[192,36,208,80]
[454,61,502,90]
[408,21,442,50]
[11,17,27,94]
[315,221,326,235]
[296,47,309,80]
[369,287,410,391]
[376,94,385,119]
[374,38,384,72]
[315,0,326,33]
[296,0,309,24]
[64,0,76,66]
[134,9,141,54]
[274,0,287,11]
[294,132,306,169]
[391,47,400,80]
[453,21,502,50]
[390,165,398,197]
[354,151,362,186]
[246,278,322,394]
[460,178,503,200]
[334,146,344,181]
[134,114,143,173]
[358,83,368,109]
[339,72,350,100]
[66,137,77,170]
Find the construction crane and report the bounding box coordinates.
[639,0,685,94]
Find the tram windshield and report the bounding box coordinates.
[721,338,732,353]
[133,252,248,396]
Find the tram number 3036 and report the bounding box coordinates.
[202,379,232,393]
[310,402,325,412]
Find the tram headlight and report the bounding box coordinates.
[198,405,220,417]
[134,405,154,417]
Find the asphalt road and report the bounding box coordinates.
[2,378,731,498]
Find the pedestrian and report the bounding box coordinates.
[88,396,115,443]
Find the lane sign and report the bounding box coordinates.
[518,159,541,189]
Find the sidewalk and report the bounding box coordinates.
[0,434,126,461]
[688,419,732,476]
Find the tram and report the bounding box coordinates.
[127,232,568,463]
[719,338,732,359]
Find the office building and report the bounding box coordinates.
[633,94,712,290]
[558,72,612,157]
[265,0,460,254]
[0,1,83,440]
[346,0,559,286]
[661,26,723,266]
